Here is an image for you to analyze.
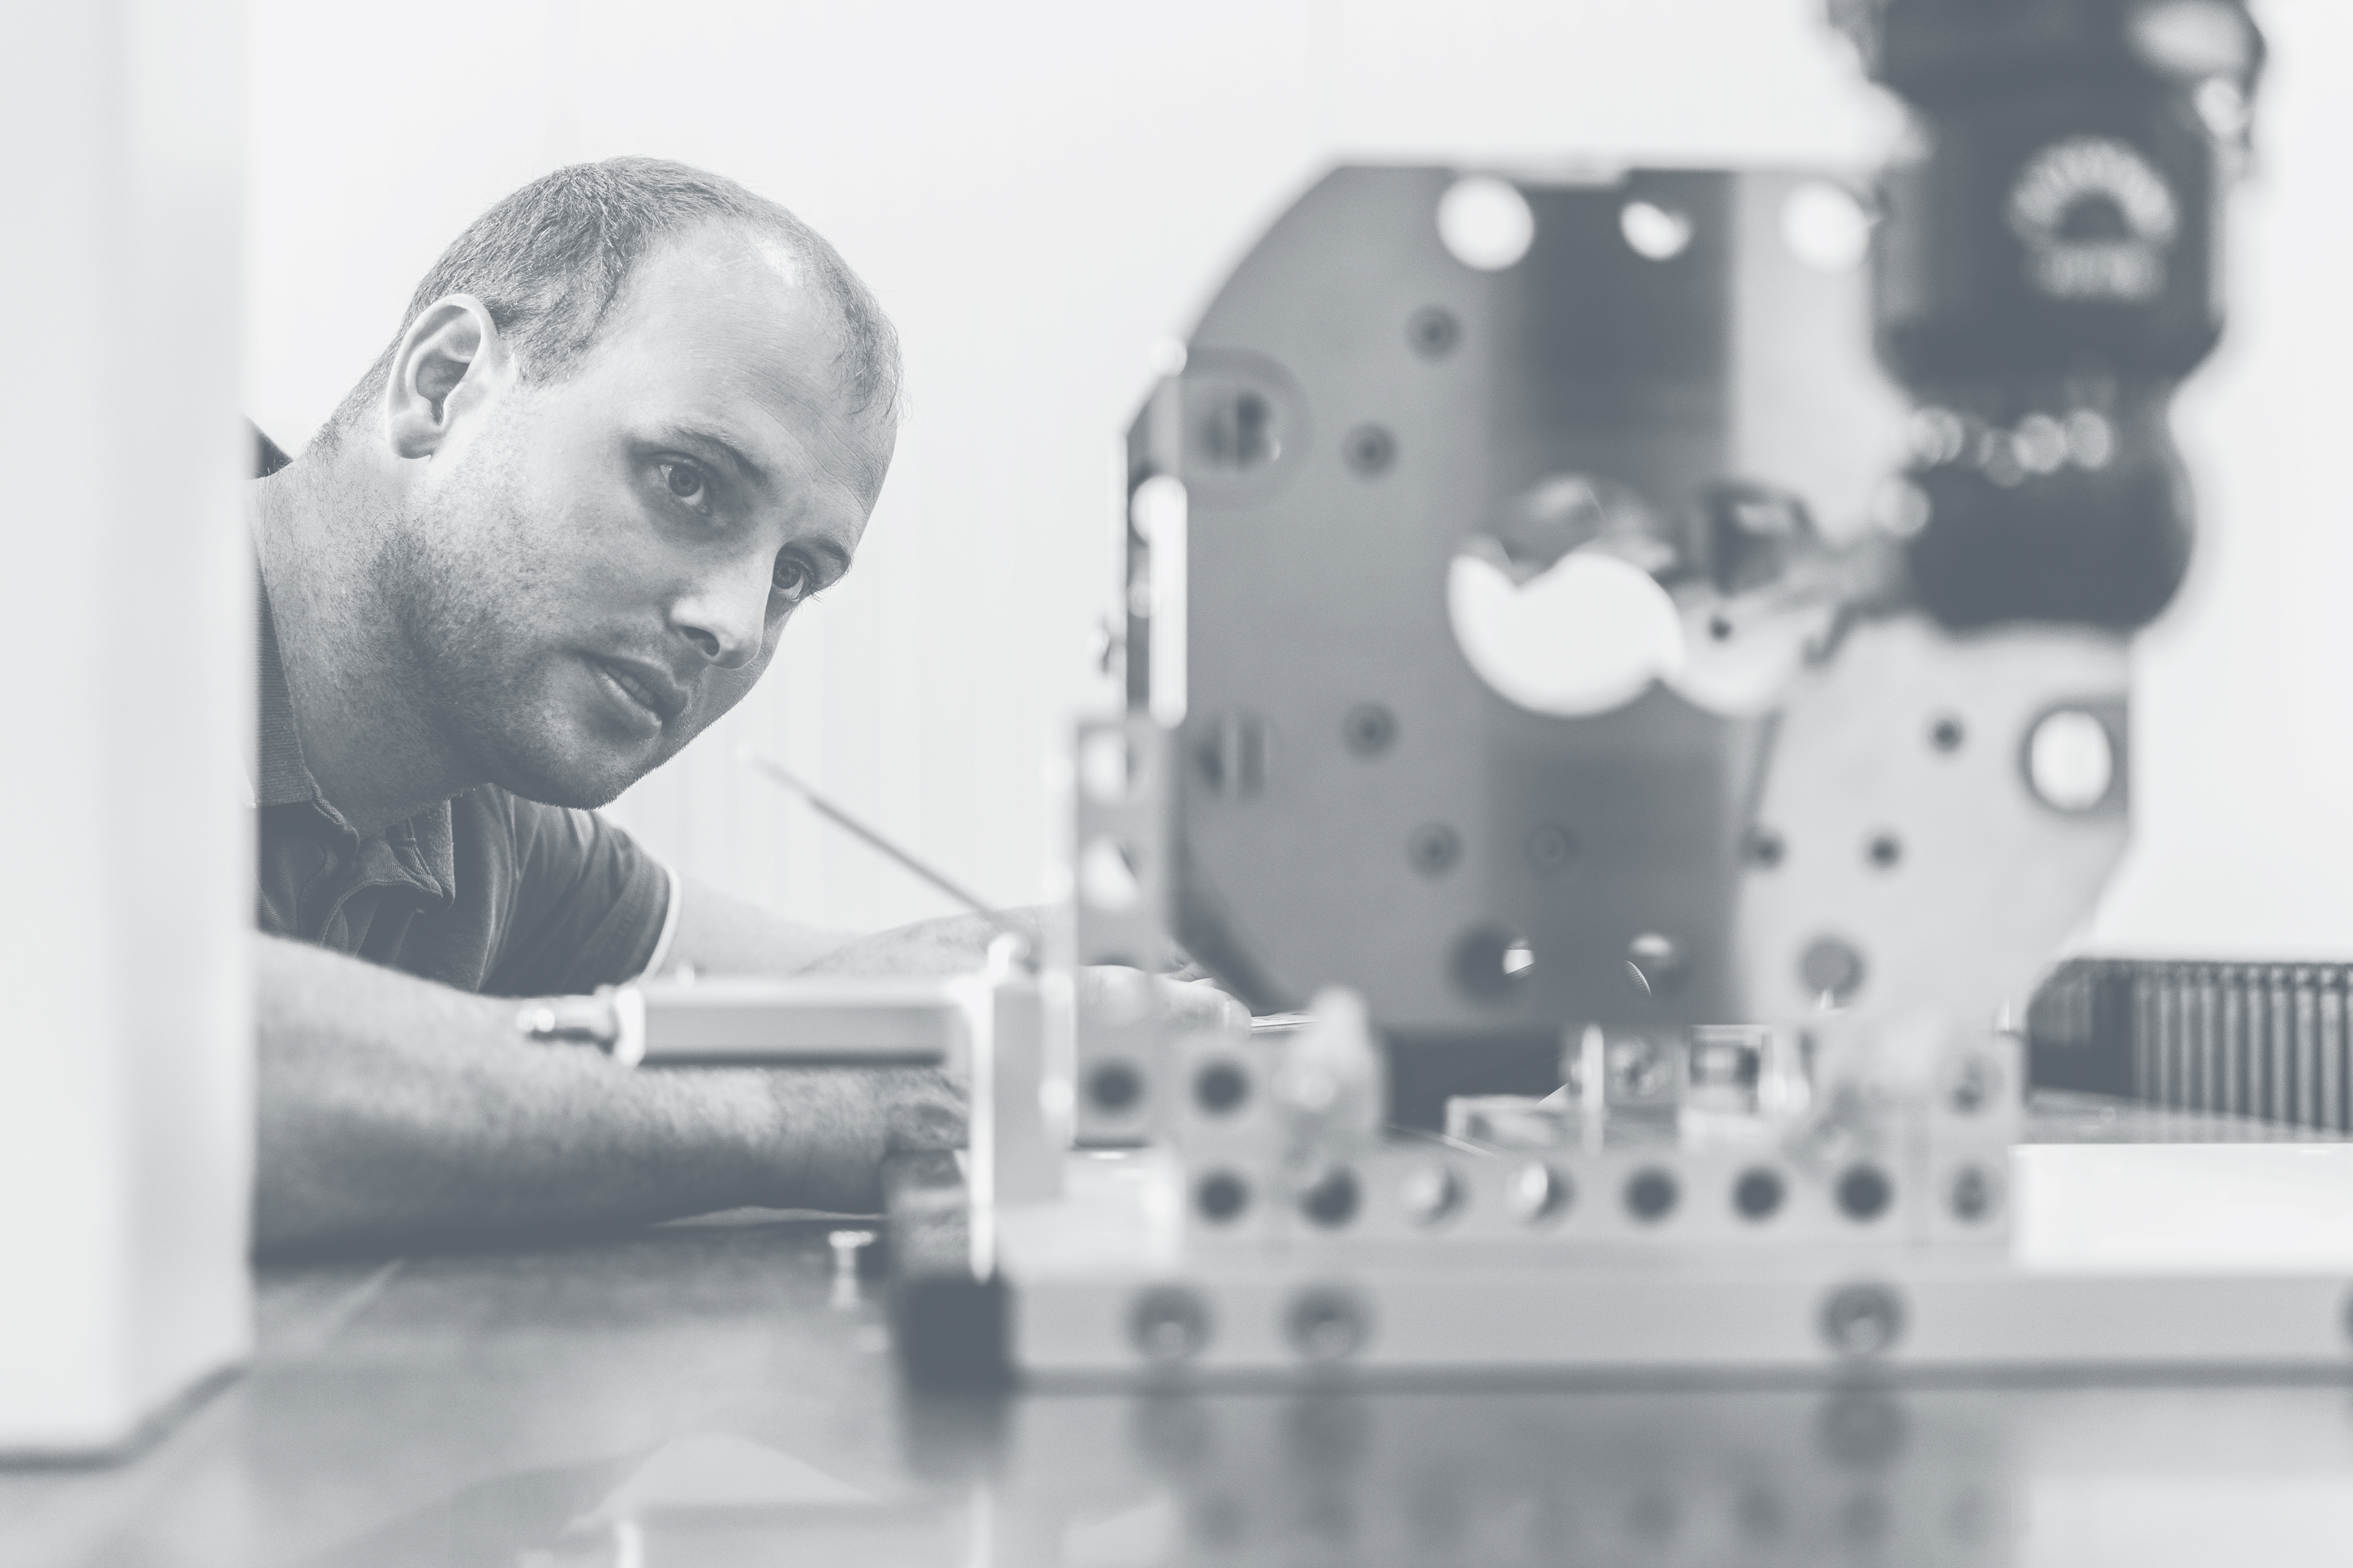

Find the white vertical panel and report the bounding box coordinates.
[0,0,251,1452]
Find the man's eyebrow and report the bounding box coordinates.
[660,423,770,492]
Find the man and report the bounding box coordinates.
[254,158,1076,1255]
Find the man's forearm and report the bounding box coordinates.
[255,936,957,1256]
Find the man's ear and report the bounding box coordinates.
[384,294,514,459]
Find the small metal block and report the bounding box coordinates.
[1343,423,1397,475]
[1286,1287,1373,1363]
[1129,1286,1213,1364]
[1820,1282,1907,1358]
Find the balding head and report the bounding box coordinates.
[325,157,901,449]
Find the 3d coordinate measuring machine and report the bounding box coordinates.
[606,0,2353,1387]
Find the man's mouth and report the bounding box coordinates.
[589,658,686,728]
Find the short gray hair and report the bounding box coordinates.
[325,156,900,441]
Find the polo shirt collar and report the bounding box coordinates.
[256,573,458,909]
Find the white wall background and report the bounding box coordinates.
[248,0,2353,957]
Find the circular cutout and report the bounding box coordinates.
[1088,1059,1145,1114]
[1929,715,1966,753]
[1193,1059,1250,1116]
[1448,549,1685,717]
[1298,1166,1361,1228]
[1194,1170,1250,1223]
[1836,1164,1894,1222]
[1452,924,1535,1003]
[1780,181,1873,271]
[1624,1166,1680,1223]
[1508,1162,1572,1225]
[1129,1286,1212,1363]
[2025,709,2115,812]
[1865,832,1903,870]
[1620,200,1693,260]
[1437,176,1536,271]
[1733,1166,1787,1221]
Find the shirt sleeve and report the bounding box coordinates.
[481,797,674,996]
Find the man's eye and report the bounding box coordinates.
[772,554,815,602]
[658,460,712,513]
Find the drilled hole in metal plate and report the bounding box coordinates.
[1087,1059,1144,1114]
[1746,828,1786,869]
[1624,1167,1680,1222]
[1837,1164,1894,1222]
[1287,1287,1371,1362]
[1452,924,1534,1001]
[1129,1286,1211,1363]
[1409,823,1461,876]
[1298,1166,1361,1228]
[1194,1171,1249,1223]
[1733,1166,1787,1221]
[1948,1166,1998,1223]
[1866,832,1903,870]
[1342,703,1396,757]
[2026,708,2115,812]
[1508,1162,1572,1225]
[1344,424,1396,476]
[1526,823,1577,876]
[1193,1059,1250,1115]
[1400,1164,1465,1227]
[1407,306,1460,358]
[1800,936,1867,1005]
[1820,1282,1906,1357]
[1929,714,1966,753]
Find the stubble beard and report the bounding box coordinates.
[380,462,665,811]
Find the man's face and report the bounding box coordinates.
[388,226,894,807]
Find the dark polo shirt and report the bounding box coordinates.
[251,428,673,997]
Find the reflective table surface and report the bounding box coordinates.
[10,1119,2353,1566]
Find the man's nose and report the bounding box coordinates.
[667,555,771,671]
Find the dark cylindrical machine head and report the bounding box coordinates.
[1834,0,2263,629]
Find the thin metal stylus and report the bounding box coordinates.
[738,747,1021,939]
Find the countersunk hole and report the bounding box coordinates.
[1299,1166,1361,1228]
[1195,1171,1250,1223]
[1193,1059,1250,1115]
[1837,1163,1894,1222]
[1733,1166,1787,1221]
[1865,832,1903,870]
[1129,1287,1211,1363]
[1343,703,1397,757]
[1408,306,1460,359]
[1087,1059,1144,1113]
[1400,1164,1465,1227]
[1625,1166,1680,1222]
[1287,1287,1372,1362]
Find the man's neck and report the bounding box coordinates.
[251,451,484,837]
